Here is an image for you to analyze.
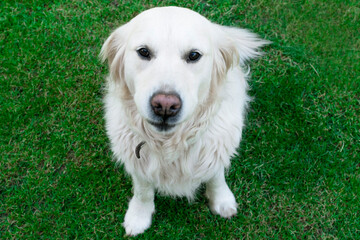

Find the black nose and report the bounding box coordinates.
[150,93,181,119]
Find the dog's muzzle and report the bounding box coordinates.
[148,92,182,131]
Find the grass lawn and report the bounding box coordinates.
[1,0,359,239]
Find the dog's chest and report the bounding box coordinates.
[142,143,213,179]
[133,142,222,197]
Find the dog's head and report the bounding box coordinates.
[101,7,269,133]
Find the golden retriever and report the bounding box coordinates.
[100,6,268,236]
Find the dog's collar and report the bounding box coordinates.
[135,141,146,159]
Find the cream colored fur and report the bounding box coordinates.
[100,6,269,236]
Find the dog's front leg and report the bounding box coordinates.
[123,174,155,236]
[206,168,238,218]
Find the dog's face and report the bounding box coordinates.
[123,8,214,132]
[101,7,268,132]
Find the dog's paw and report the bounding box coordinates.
[209,198,238,218]
[123,216,151,236]
[207,189,238,218]
[123,197,155,236]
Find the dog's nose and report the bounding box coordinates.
[150,93,181,119]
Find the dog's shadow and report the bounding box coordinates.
[152,185,210,225]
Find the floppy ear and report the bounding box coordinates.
[211,25,270,92]
[99,24,130,82]
[219,25,271,66]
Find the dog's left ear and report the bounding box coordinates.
[211,25,270,93]
[212,26,270,81]
[219,26,271,66]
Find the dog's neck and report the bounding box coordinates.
[119,83,223,156]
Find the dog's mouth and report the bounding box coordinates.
[147,120,176,132]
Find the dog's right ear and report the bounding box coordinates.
[100,24,129,81]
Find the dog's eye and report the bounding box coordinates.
[187,51,202,63]
[137,47,151,60]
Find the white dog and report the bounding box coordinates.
[100,6,268,236]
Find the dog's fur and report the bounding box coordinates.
[100,6,268,236]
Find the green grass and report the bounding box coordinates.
[1,0,359,239]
